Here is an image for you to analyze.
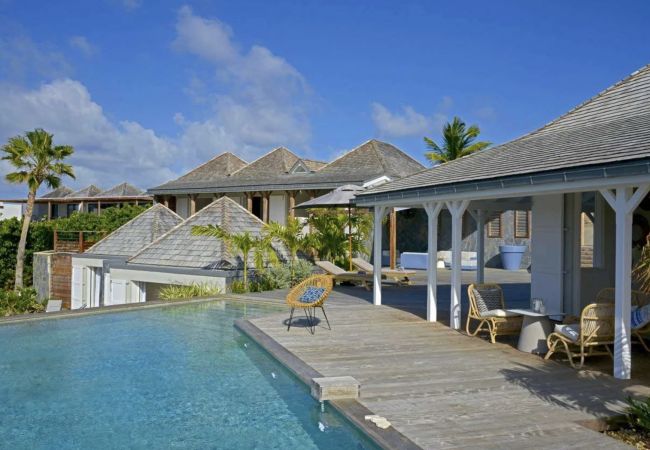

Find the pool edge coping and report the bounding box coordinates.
[234,318,422,450]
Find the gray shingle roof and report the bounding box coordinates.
[148,139,426,194]
[69,185,102,198]
[86,204,182,257]
[127,196,289,269]
[361,64,650,196]
[97,182,145,198]
[40,186,74,198]
[174,152,248,183]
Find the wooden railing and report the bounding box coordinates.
[53,230,107,253]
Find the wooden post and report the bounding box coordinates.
[189,194,197,215]
[469,210,486,284]
[424,202,443,322]
[373,206,387,306]
[262,192,270,223]
[600,185,650,379]
[287,191,296,219]
[446,200,470,330]
[246,193,253,213]
[389,208,397,269]
[53,230,58,251]
[97,201,102,216]
[79,231,84,253]
[47,201,52,220]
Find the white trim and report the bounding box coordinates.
[424,202,443,322]
[373,206,388,306]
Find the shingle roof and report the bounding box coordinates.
[127,196,289,269]
[174,152,248,183]
[148,140,425,194]
[97,182,145,197]
[86,204,182,257]
[40,186,74,198]
[230,147,301,179]
[69,185,102,198]
[361,64,650,196]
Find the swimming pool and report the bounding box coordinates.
[0,301,379,449]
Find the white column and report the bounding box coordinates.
[600,185,650,379]
[446,200,470,329]
[469,210,486,284]
[373,206,387,306]
[424,202,443,322]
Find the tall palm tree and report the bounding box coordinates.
[424,116,490,165]
[2,129,74,289]
[264,217,309,283]
[191,225,277,290]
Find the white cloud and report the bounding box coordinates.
[371,103,435,137]
[0,79,177,194]
[0,35,71,80]
[69,36,97,57]
[171,6,312,162]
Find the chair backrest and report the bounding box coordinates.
[351,258,373,272]
[315,260,346,275]
[467,283,504,316]
[286,275,334,305]
[596,287,650,307]
[580,302,615,346]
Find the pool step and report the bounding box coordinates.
[311,376,360,401]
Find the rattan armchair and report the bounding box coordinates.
[596,287,650,351]
[545,302,615,369]
[286,275,333,334]
[466,283,523,343]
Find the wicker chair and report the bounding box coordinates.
[466,283,523,343]
[545,303,615,369]
[286,275,333,334]
[596,288,650,351]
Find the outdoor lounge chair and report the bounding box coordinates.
[596,288,650,351]
[351,257,415,286]
[545,302,615,369]
[286,274,333,334]
[466,283,523,343]
[315,260,381,291]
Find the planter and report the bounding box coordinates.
[499,245,527,270]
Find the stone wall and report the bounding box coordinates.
[32,250,73,308]
[33,252,52,302]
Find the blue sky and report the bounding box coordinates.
[0,0,649,197]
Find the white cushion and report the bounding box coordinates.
[481,309,520,318]
[632,305,650,330]
[555,323,580,342]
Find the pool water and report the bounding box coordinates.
[0,302,379,449]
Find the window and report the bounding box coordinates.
[514,210,531,238]
[487,212,502,238]
[67,204,78,216]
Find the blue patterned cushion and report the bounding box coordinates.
[299,287,326,303]
[632,305,650,329]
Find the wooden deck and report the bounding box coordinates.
[234,277,650,449]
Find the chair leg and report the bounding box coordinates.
[303,308,314,334]
[320,306,331,330]
[287,307,295,331]
[636,332,650,352]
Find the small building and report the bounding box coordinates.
[102,196,289,304]
[0,182,152,220]
[70,204,182,308]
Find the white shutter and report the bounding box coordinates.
[71,266,83,310]
[91,268,102,308]
[111,279,127,305]
[103,273,112,306]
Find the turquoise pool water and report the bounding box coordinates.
[0,302,379,449]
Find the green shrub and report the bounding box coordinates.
[0,287,44,316]
[159,283,222,301]
[626,396,650,432]
[229,280,248,294]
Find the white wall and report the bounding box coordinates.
[530,194,564,315]
[269,194,286,225]
[0,202,22,220]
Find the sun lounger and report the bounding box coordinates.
[351,258,415,286]
[315,260,380,291]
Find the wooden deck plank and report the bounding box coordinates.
[233,280,648,449]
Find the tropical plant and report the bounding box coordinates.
[255,260,314,290]
[306,209,373,268]
[264,217,310,282]
[191,225,278,290]
[634,237,650,294]
[0,287,44,316]
[159,283,221,301]
[2,129,75,289]
[625,396,650,432]
[424,116,490,165]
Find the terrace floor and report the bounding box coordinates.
[234,268,650,449]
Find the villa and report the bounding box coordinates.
[0,182,152,220]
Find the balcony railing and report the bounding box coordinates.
[53,230,107,253]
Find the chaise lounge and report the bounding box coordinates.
[315,260,383,291]
[351,257,415,286]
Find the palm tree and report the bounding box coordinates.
[2,129,74,289]
[191,225,277,290]
[424,116,490,165]
[306,209,373,267]
[264,217,309,283]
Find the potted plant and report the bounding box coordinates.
[499,243,527,270]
